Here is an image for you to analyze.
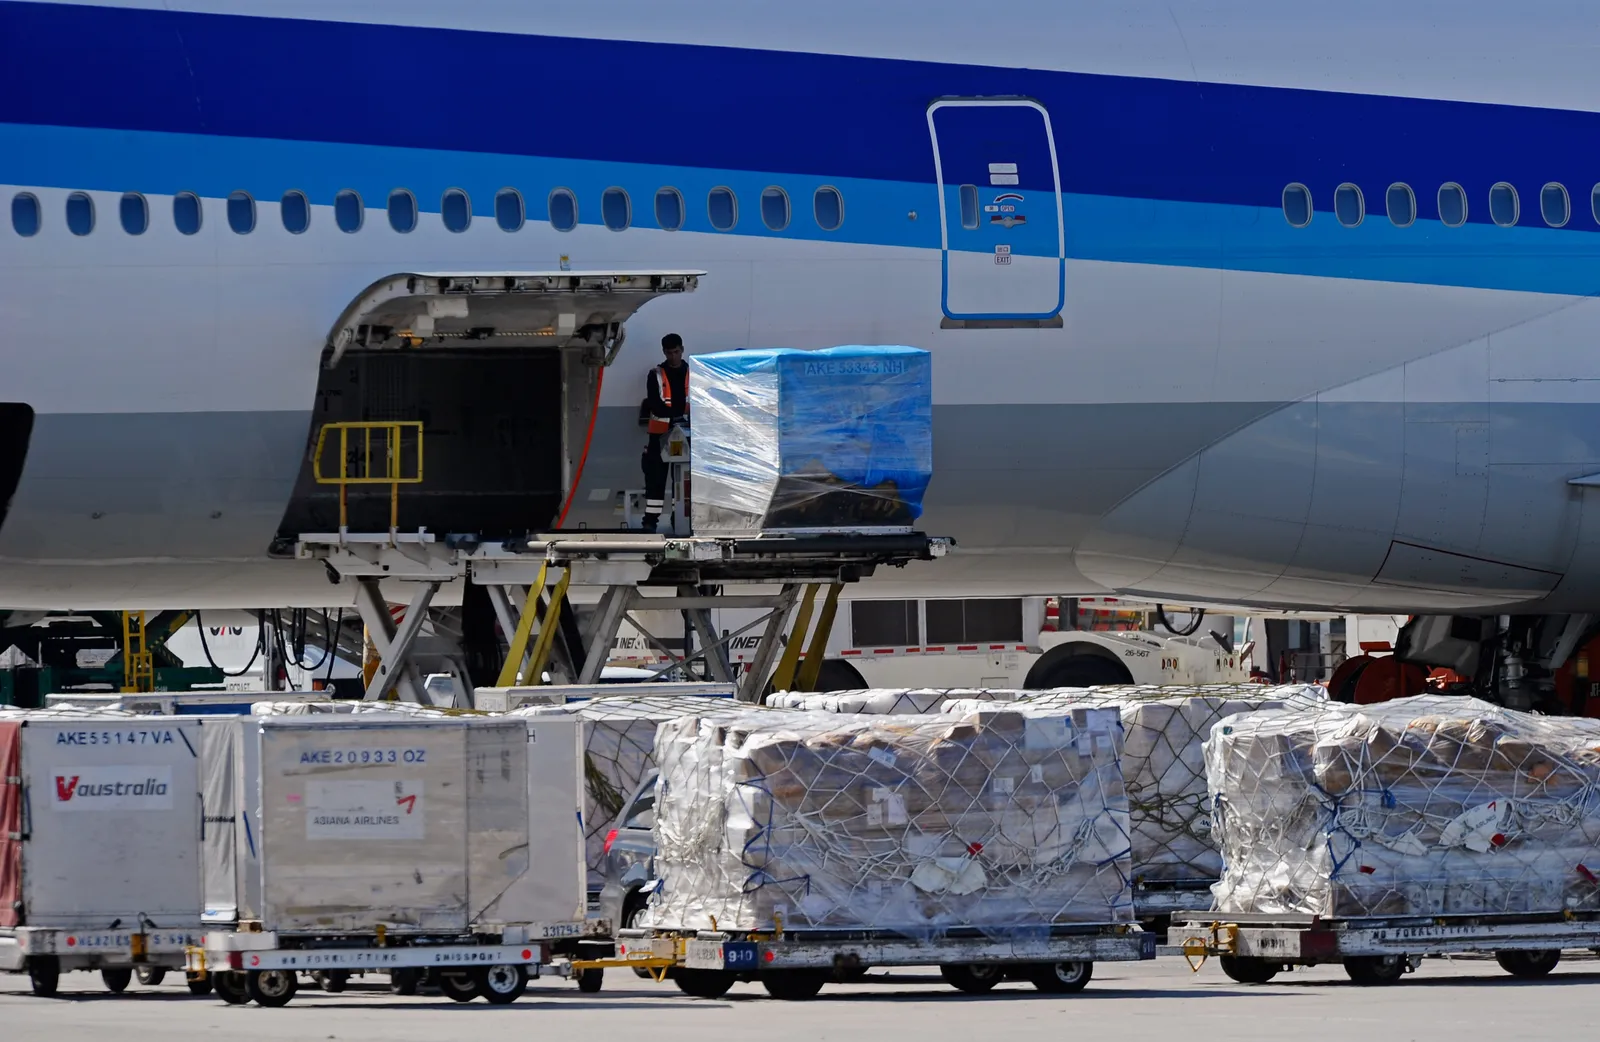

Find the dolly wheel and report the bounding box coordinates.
[28,957,60,998]
[1030,961,1094,993]
[246,969,299,1007]
[1343,955,1406,986]
[1495,949,1560,979]
[940,963,1003,995]
[1218,956,1279,984]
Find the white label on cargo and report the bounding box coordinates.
[304,780,425,840]
[1030,764,1044,783]
[885,792,908,826]
[1439,799,1504,853]
[867,802,884,825]
[992,776,1015,795]
[867,746,897,768]
[50,764,174,811]
[1024,716,1070,751]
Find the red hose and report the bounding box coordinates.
[554,366,604,529]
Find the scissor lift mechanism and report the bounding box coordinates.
[298,530,952,704]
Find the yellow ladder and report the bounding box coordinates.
[495,561,573,687]
[121,611,154,693]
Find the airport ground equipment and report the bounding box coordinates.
[563,922,1154,999]
[188,710,593,1005]
[0,712,210,996]
[1173,910,1600,985]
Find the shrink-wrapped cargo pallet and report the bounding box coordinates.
[772,684,1324,883]
[514,694,754,879]
[1207,695,1600,918]
[689,345,933,536]
[642,708,1134,934]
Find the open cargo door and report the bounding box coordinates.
[276,271,702,543]
[0,720,19,927]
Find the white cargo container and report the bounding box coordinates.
[191,712,590,1006]
[0,713,208,997]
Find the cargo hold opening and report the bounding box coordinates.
[274,271,700,547]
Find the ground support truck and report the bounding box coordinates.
[566,922,1156,999]
[1173,910,1600,986]
[187,710,593,1006]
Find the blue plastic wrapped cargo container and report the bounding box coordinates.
[689,346,933,535]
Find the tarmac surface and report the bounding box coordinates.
[3,955,1597,1041]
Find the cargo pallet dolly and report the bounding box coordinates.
[3,924,209,998]
[1172,909,1600,985]
[185,922,600,1007]
[297,506,954,704]
[560,920,1156,1000]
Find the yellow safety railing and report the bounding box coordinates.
[312,421,425,534]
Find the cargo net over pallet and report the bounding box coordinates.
[514,694,764,877]
[1208,694,1600,918]
[771,685,1326,885]
[641,707,1135,936]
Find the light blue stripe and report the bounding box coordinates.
[6,122,1600,297]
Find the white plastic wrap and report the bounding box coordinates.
[641,708,1134,935]
[690,346,933,535]
[514,694,763,880]
[773,684,1325,884]
[1207,695,1600,918]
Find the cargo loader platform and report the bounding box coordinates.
[298,530,953,703]
[1172,909,1600,985]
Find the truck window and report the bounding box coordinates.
[850,599,919,647]
[926,598,1024,644]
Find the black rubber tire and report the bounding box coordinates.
[837,965,871,983]
[1495,949,1561,979]
[673,969,735,999]
[438,970,481,1003]
[1218,956,1280,984]
[576,967,604,993]
[28,957,61,998]
[1343,955,1406,986]
[1030,961,1094,993]
[314,971,349,993]
[478,964,528,1005]
[1031,653,1133,689]
[213,972,251,1005]
[761,971,826,1001]
[246,969,299,1007]
[101,967,133,994]
[135,966,167,987]
[389,968,421,996]
[186,974,214,996]
[940,963,1004,995]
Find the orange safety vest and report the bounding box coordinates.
[648,365,686,434]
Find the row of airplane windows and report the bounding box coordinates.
[5,184,849,237]
[1285,180,1599,229]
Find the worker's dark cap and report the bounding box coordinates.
[662,333,683,351]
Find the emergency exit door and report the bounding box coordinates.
[928,98,1065,327]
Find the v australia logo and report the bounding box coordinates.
[55,775,80,802]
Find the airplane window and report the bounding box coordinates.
[549,188,578,232]
[654,188,684,231]
[814,186,843,231]
[10,192,40,237]
[1541,183,1570,227]
[602,187,630,231]
[761,187,790,231]
[1489,182,1519,227]
[1334,183,1364,227]
[387,190,417,233]
[335,190,363,233]
[959,184,979,229]
[280,191,310,234]
[494,188,524,232]
[1386,184,1415,227]
[442,188,471,233]
[66,192,95,236]
[708,187,737,231]
[1438,183,1467,227]
[1281,183,1312,227]
[227,191,255,234]
[173,192,202,235]
[119,193,148,235]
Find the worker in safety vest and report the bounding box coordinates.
[640,332,689,532]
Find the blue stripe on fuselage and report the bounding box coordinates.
[4,1,1600,232]
[6,121,1600,297]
